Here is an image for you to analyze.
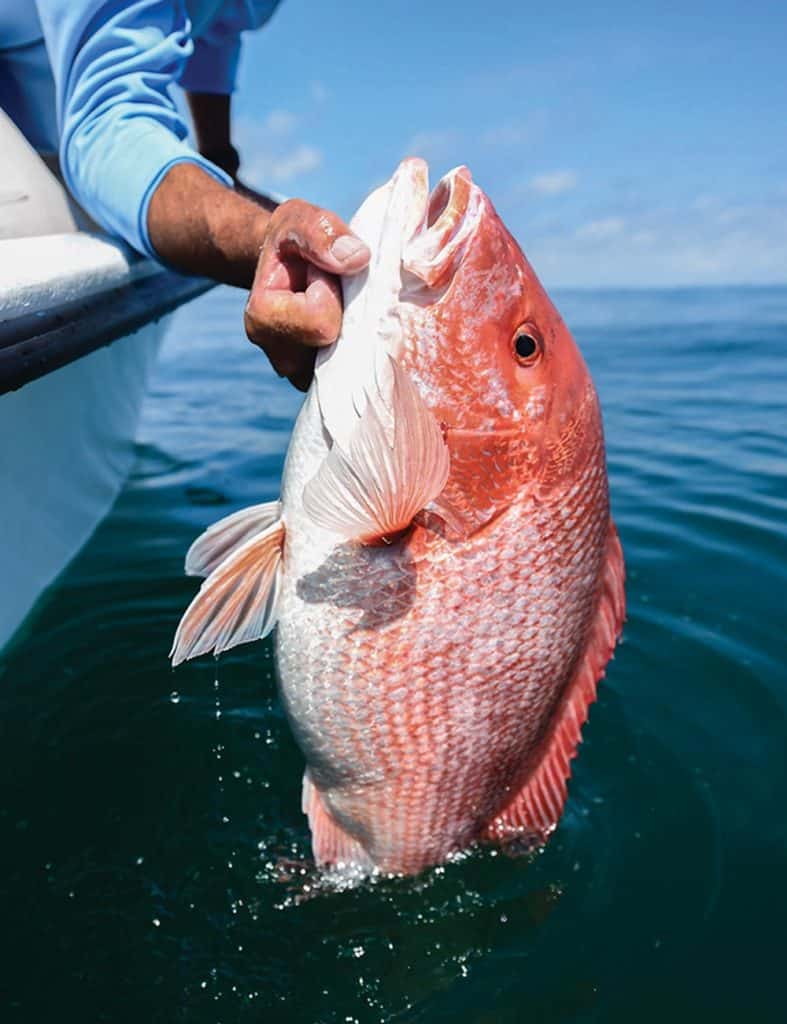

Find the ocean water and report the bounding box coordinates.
[1,284,785,1023]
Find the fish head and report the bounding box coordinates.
[315,159,604,534]
[399,161,604,522]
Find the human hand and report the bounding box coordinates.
[244,199,371,391]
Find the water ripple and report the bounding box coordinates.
[1,285,785,1022]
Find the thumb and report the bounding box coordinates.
[277,201,371,274]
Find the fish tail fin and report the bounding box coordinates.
[170,514,285,666]
[302,772,374,870]
[303,358,450,544]
[483,520,626,844]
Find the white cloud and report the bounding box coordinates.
[513,196,787,288]
[575,216,626,241]
[530,170,578,197]
[402,131,457,162]
[245,144,323,184]
[692,193,718,212]
[482,123,529,147]
[262,109,298,136]
[482,112,548,148]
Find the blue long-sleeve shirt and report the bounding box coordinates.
[0,1,280,256]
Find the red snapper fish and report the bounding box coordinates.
[171,158,625,876]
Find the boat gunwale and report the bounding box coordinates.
[0,266,213,394]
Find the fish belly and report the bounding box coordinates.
[276,421,609,873]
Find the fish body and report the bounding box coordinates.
[172,159,625,875]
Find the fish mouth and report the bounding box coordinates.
[401,162,481,289]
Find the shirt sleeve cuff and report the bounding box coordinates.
[178,36,241,94]
[62,113,234,259]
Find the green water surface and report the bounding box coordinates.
[1,285,785,1023]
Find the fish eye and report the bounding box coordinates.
[512,327,542,366]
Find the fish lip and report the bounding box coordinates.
[402,165,481,288]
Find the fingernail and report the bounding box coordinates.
[331,235,368,262]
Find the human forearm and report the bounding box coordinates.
[147,161,371,392]
[147,162,272,288]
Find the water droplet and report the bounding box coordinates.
[152,918,160,927]
[136,856,144,866]
[169,691,180,704]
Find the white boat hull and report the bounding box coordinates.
[0,319,164,649]
[0,122,214,651]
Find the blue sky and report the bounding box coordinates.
[227,0,787,289]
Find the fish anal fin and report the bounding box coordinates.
[185,500,281,577]
[483,521,626,843]
[170,517,285,666]
[303,359,450,545]
[302,773,373,870]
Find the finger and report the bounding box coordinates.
[304,263,343,339]
[255,238,304,292]
[257,334,316,391]
[245,273,342,350]
[275,201,371,275]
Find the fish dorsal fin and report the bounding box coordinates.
[483,521,626,843]
[185,500,281,578]
[303,359,450,544]
[170,517,285,666]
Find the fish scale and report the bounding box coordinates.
[273,422,609,872]
[171,158,625,875]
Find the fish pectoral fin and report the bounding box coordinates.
[185,500,282,577]
[170,517,285,666]
[302,358,450,544]
[302,772,374,870]
[483,521,626,844]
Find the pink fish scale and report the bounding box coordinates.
[275,429,612,873]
